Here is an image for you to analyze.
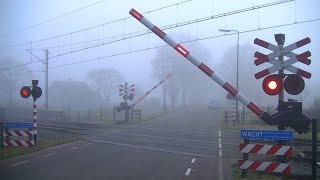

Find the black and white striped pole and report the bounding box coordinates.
[33,99,37,145]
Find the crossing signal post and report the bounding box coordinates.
[20,80,42,146]
[254,34,312,134]
[117,82,135,121]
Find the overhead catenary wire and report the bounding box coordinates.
[1,0,191,48]
[1,0,105,38]
[27,0,295,51]
[48,18,320,70]
[1,0,311,70]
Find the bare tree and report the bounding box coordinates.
[0,57,32,107]
[151,35,213,107]
[87,68,124,104]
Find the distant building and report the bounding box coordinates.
[49,80,103,110]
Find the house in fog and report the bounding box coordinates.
[49,80,103,110]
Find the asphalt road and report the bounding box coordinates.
[0,106,242,180]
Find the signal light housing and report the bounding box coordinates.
[32,86,42,99]
[20,86,31,98]
[128,94,134,100]
[116,106,121,112]
[284,74,305,95]
[262,75,283,95]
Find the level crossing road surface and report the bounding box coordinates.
[0,106,242,180]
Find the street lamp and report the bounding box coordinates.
[219,29,240,124]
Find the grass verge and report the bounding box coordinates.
[0,134,81,160]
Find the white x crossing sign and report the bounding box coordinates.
[254,37,311,79]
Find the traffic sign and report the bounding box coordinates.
[254,37,311,79]
[240,129,293,140]
[3,122,34,128]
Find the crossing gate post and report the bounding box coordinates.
[1,122,3,147]
[242,107,245,125]
[224,111,228,125]
[113,105,116,121]
[312,119,318,180]
[100,107,103,121]
[139,110,141,120]
[241,138,250,178]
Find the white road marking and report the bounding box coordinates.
[91,139,214,158]
[219,149,223,157]
[185,168,192,175]
[141,126,212,134]
[43,152,56,157]
[68,146,78,150]
[9,160,30,167]
[219,143,222,149]
[112,131,214,144]
[191,158,196,164]
[103,129,120,135]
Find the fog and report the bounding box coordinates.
[0,0,319,112]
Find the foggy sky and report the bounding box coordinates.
[0,0,319,107]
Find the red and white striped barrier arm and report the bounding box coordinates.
[238,160,290,174]
[131,74,171,108]
[240,143,292,156]
[3,130,34,137]
[129,9,275,125]
[4,140,35,147]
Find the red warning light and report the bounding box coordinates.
[262,75,283,96]
[268,81,277,90]
[129,9,143,21]
[20,86,31,98]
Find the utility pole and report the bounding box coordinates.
[45,49,49,112]
[125,82,129,122]
[163,63,167,112]
[275,34,285,127]
[26,49,49,113]
[274,34,287,174]
[163,81,166,112]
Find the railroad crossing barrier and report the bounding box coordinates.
[131,109,142,120]
[1,122,35,147]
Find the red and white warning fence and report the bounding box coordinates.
[4,140,35,147]
[238,160,290,174]
[3,130,35,147]
[2,124,35,147]
[3,130,34,137]
[240,143,293,156]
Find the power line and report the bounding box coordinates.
[1,0,105,38]
[1,0,309,70]
[1,0,191,48]
[28,0,294,51]
[48,18,320,69]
